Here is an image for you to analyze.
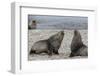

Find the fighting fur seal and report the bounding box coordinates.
[70,30,88,57]
[30,31,64,55]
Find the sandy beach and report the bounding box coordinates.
[28,30,88,61]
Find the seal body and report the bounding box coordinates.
[30,40,51,55]
[70,30,88,57]
[30,31,64,55]
[48,31,64,55]
[28,20,37,29]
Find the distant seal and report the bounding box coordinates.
[30,31,64,55]
[70,30,88,57]
[28,20,37,29]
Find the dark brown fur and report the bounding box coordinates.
[30,31,64,56]
[48,31,64,55]
[70,30,88,57]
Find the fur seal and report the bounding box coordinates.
[70,30,88,57]
[30,31,64,55]
[48,31,64,55]
[28,20,37,29]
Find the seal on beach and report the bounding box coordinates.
[48,31,64,55]
[70,30,88,57]
[28,20,37,29]
[30,31,64,55]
